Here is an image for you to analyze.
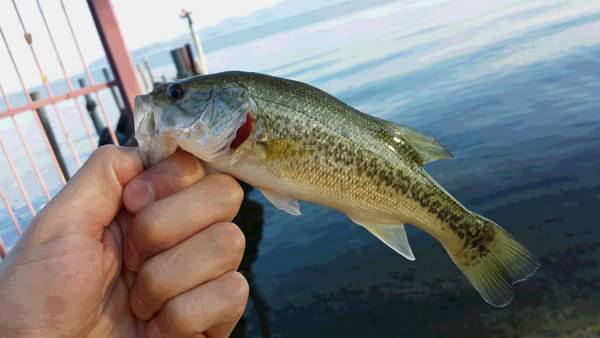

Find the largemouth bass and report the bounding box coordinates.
[134,71,539,307]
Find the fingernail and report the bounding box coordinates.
[147,319,163,338]
[127,179,155,212]
[124,238,140,271]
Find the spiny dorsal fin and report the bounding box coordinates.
[382,121,453,166]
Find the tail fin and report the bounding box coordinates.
[446,218,539,307]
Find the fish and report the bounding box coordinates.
[134,71,539,307]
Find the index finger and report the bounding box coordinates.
[27,145,143,244]
[123,151,205,213]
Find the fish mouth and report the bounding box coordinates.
[134,94,179,168]
[133,89,255,168]
[137,130,178,168]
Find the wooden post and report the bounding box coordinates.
[184,43,200,75]
[0,236,6,259]
[171,48,193,79]
[100,68,133,145]
[78,78,105,135]
[31,91,70,180]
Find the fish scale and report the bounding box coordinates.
[135,71,539,307]
[251,85,463,230]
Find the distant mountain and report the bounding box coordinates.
[93,0,398,69]
[199,0,349,40]
[198,0,397,52]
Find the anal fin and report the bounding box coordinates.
[351,219,415,261]
[260,188,301,216]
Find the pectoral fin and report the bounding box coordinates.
[352,219,415,261]
[260,188,301,216]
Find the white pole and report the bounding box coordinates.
[181,9,208,75]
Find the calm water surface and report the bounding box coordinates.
[2,0,600,337]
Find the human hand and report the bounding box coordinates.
[0,145,248,338]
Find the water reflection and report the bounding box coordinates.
[232,182,271,338]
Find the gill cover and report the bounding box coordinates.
[175,86,256,162]
[134,85,255,167]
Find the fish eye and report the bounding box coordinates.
[166,83,185,101]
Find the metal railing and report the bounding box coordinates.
[0,0,141,258]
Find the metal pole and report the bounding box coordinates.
[0,25,66,185]
[11,0,82,168]
[35,0,96,149]
[102,68,125,112]
[31,92,70,180]
[61,0,119,145]
[137,63,150,92]
[101,68,132,145]
[78,78,105,135]
[0,185,21,236]
[0,135,35,218]
[180,9,207,75]
[87,0,142,130]
[143,56,156,85]
[0,83,51,200]
[192,33,208,75]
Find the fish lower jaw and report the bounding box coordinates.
[138,133,178,168]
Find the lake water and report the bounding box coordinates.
[2,0,600,336]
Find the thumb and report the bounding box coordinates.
[27,145,144,244]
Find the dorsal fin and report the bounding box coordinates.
[378,119,453,166]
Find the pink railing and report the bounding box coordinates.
[0,0,141,258]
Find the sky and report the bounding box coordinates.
[0,0,282,95]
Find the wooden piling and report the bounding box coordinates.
[184,43,200,75]
[78,78,105,135]
[30,91,70,180]
[0,237,6,259]
[170,48,193,79]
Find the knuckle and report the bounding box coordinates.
[211,174,244,206]
[93,144,120,161]
[172,151,204,175]
[162,296,194,332]
[137,261,164,302]
[209,223,246,261]
[133,206,162,247]
[222,271,249,311]
[227,223,246,259]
